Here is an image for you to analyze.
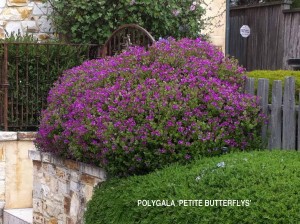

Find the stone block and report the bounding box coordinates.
[41,152,51,163]
[29,150,41,161]
[5,21,23,36]
[17,132,36,141]
[32,2,50,15]
[42,163,56,176]
[38,15,53,33]
[67,217,75,224]
[33,160,42,172]
[33,212,45,224]
[41,184,50,197]
[0,8,22,20]
[58,180,70,195]
[33,198,43,214]
[56,167,70,181]
[21,20,39,32]
[80,174,95,186]
[64,197,71,215]
[70,180,82,192]
[7,0,28,7]
[83,184,94,202]
[49,217,58,224]
[18,7,33,20]
[79,163,106,181]
[64,160,79,171]
[37,33,50,40]
[70,171,80,182]
[49,177,58,194]
[32,182,42,199]
[45,203,62,218]
[69,193,80,219]
[0,132,17,141]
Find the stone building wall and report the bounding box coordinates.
[0,0,53,40]
[29,150,107,224]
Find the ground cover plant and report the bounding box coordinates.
[35,38,265,177]
[85,150,300,224]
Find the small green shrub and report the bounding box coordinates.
[85,150,300,224]
[247,70,300,102]
[247,70,300,89]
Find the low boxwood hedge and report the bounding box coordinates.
[247,70,300,90]
[85,150,300,223]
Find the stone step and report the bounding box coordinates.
[3,208,32,224]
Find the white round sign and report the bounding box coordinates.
[240,25,250,38]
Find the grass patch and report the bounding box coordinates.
[85,150,300,224]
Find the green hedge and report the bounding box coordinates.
[85,150,300,224]
[247,70,300,103]
[247,70,300,92]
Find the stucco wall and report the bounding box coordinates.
[202,0,226,52]
[0,132,36,212]
[0,0,53,40]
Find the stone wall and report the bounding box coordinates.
[0,131,36,222]
[29,150,107,224]
[0,0,53,40]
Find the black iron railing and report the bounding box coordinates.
[0,24,155,131]
[0,42,100,131]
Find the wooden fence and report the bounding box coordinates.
[245,76,298,149]
[229,1,300,70]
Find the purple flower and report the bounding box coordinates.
[185,154,191,160]
[172,9,181,16]
[190,4,196,11]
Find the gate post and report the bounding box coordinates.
[2,43,8,131]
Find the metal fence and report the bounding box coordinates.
[0,42,100,131]
[0,24,155,131]
[245,76,298,150]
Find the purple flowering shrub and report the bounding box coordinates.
[35,38,264,176]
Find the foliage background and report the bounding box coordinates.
[45,0,206,44]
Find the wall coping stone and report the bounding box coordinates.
[0,132,17,141]
[29,150,107,180]
[0,131,37,141]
